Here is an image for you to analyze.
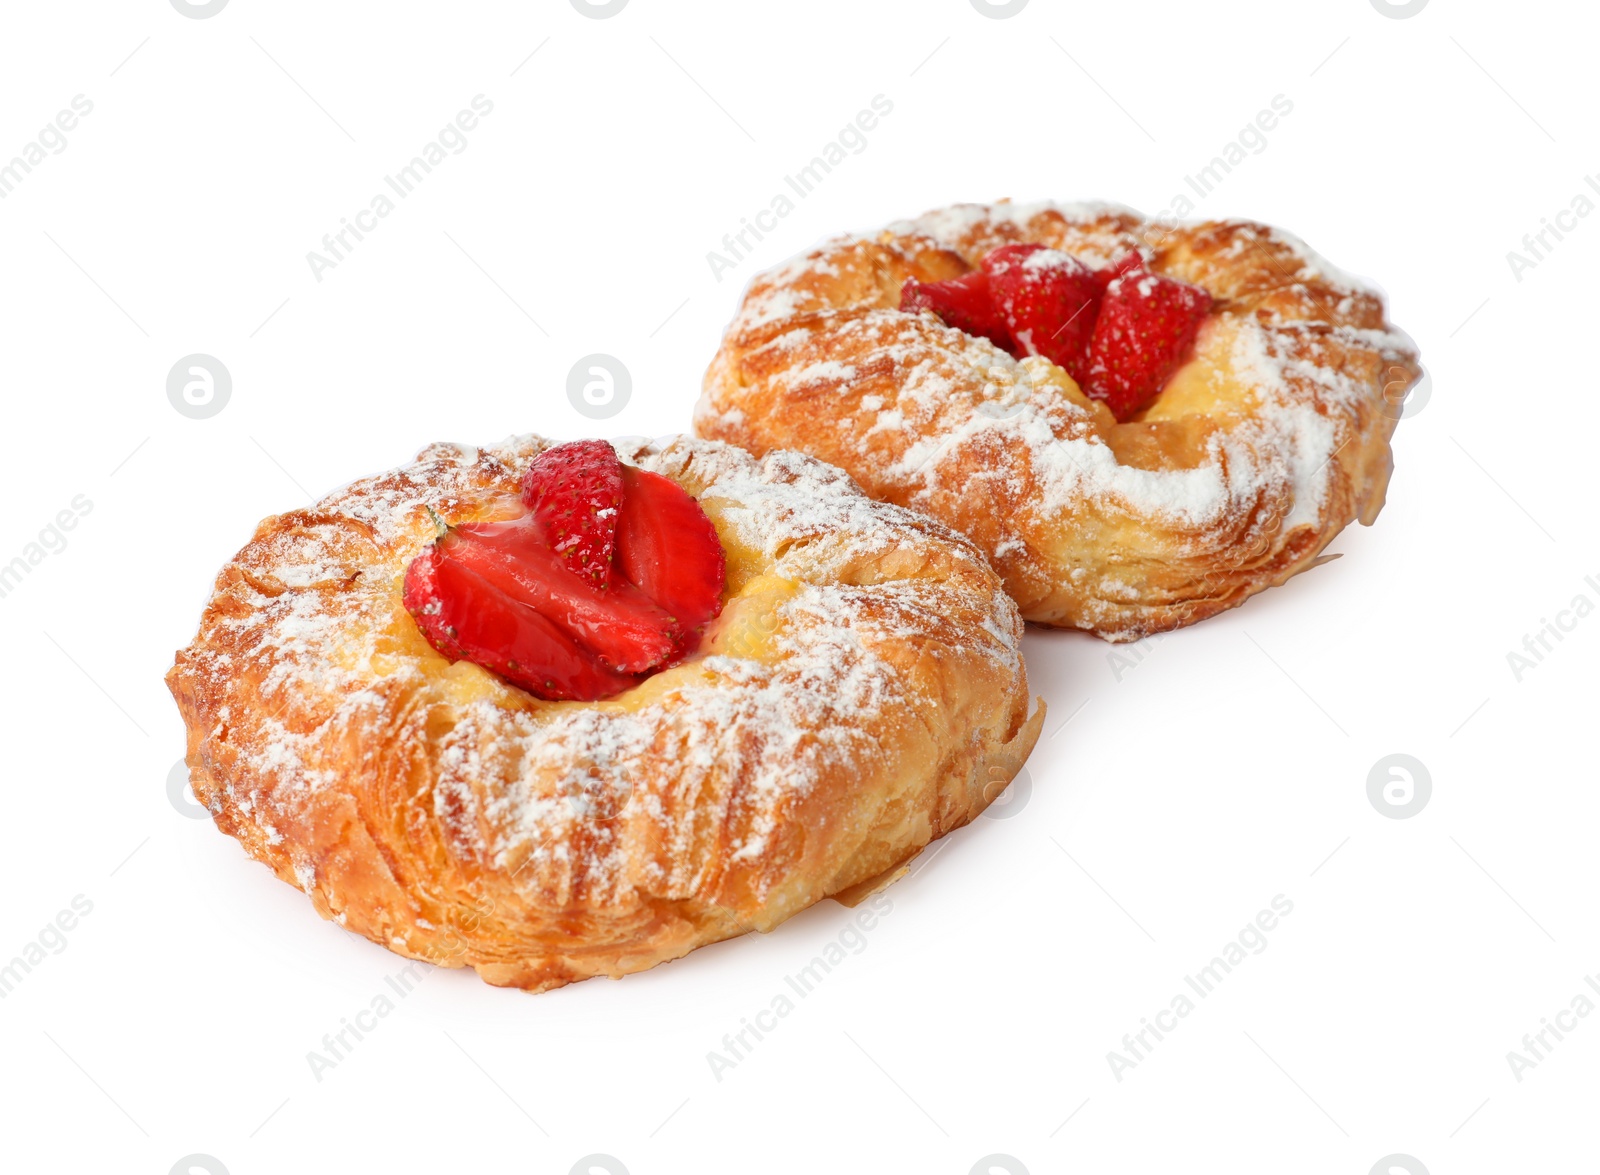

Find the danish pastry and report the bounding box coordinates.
[696,200,1422,640]
[166,435,1042,992]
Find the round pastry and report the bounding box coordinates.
[166,434,1042,993]
[696,200,1423,641]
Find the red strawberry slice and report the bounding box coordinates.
[615,468,725,642]
[403,545,638,701]
[447,518,678,673]
[1084,270,1212,421]
[521,440,624,590]
[1093,251,1146,293]
[404,454,729,700]
[900,270,1014,352]
[982,244,1101,384]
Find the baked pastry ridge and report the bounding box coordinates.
[166,435,1042,992]
[695,200,1423,640]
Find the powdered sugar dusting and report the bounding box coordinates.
[875,339,1242,527]
[710,201,1409,538]
[697,199,1421,638]
[175,435,1027,914]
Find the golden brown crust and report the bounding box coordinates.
[166,435,1042,992]
[695,200,1422,640]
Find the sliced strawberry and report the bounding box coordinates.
[982,244,1101,384]
[520,440,624,590]
[448,518,678,673]
[403,545,638,701]
[405,450,728,699]
[615,468,725,642]
[1084,270,1212,421]
[403,545,467,661]
[1093,251,1146,293]
[900,270,1014,352]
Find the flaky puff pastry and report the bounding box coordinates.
[166,435,1042,992]
[696,201,1423,640]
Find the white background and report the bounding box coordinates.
[0,1,1593,1172]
